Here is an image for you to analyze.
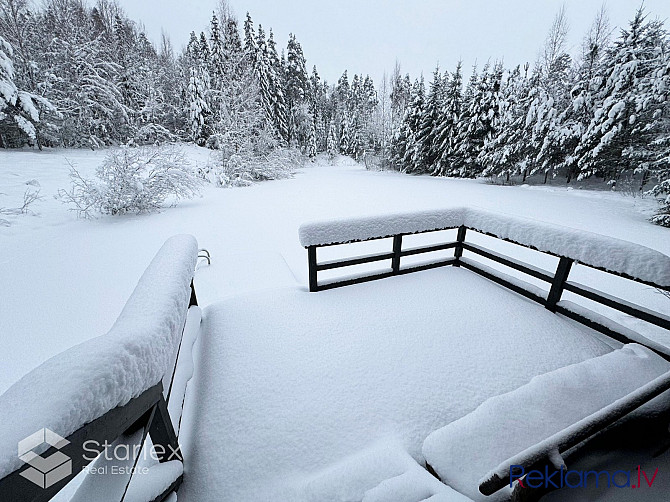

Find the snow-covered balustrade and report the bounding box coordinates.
[299,207,670,358]
[422,344,670,500]
[0,235,201,502]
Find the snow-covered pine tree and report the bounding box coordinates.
[307,115,317,159]
[339,110,350,155]
[285,33,310,145]
[480,65,530,181]
[327,119,338,158]
[188,63,211,145]
[209,13,225,87]
[575,7,667,183]
[433,61,462,176]
[243,12,259,69]
[0,35,56,147]
[267,29,288,142]
[415,65,443,173]
[401,76,426,173]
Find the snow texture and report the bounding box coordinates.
[298,207,670,287]
[422,344,670,501]
[125,461,184,502]
[178,267,611,501]
[0,235,197,480]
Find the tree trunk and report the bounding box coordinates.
[544,171,548,184]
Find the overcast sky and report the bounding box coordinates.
[117,0,670,85]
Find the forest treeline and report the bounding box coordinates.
[0,1,669,225]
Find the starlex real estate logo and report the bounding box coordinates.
[18,428,72,489]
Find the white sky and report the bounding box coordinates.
[118,0,670,85]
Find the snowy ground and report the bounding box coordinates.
[1,147,669,501]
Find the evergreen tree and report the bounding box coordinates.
[433,61,463,176]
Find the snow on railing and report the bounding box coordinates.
[0,235,200,501]
[299,207,670,288]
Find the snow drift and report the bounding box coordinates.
[298,207,670,287]
[0,234,197,480]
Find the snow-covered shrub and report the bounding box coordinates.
[200,143,304,188]
[58,146,202,217]
[130,123,178,146]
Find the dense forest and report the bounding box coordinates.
[0,0,669,225]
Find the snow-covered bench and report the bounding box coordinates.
[0,235,202,502]
[422,343,670,500]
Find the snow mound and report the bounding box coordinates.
[0,235,197,480]
[298,207,670,287]
[422,344,670,501]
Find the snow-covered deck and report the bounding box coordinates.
[178,266,614,501]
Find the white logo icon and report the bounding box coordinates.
[18,428,72,489]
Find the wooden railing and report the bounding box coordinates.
[305,225,670,357]
[0,243,209,502]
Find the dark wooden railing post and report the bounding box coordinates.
[546,257,573,311]
[453,225,467,267]
[189,280,198,307]
[149,395,182,462]
[392,235,403,274]
[308,246,318,292]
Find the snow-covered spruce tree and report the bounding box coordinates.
[327,119,338,158]
[432,62,463,176]
[638,44,670,226]
[480,65,531,182]
[574,7,667,183]
[0,35,57,147]
[267,30,289,142]
[58,146,202,217]
[453,62,502,178]
[399,76,425,173]
[531,6,575,182]
[187,62,211,145]
[307,115,317,159]
[449,64,478,176]
[339,110,350,155]
[285,33,310,147]
[553,6,611,182]
[415,65,444,173]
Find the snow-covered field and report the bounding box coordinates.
[1,146,669,501]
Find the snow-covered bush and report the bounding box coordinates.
[58,146,202,217]
[200,145,303,188]
[130,123,178,146]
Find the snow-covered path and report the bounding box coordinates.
[1,150,668,396]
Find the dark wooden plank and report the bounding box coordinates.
[546,257,573,312]
[461,243,554,282]
[392,235,402,274]
[317,270,395,291]
[308,246,318,292]
[0,384,163,502]
[398,258,457,275]
[149,395,182,463]
[564,281,670,330]
[400,241,457,257]
[316,251,395,271]
[453,225,467,267]
[460,260,546,305]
